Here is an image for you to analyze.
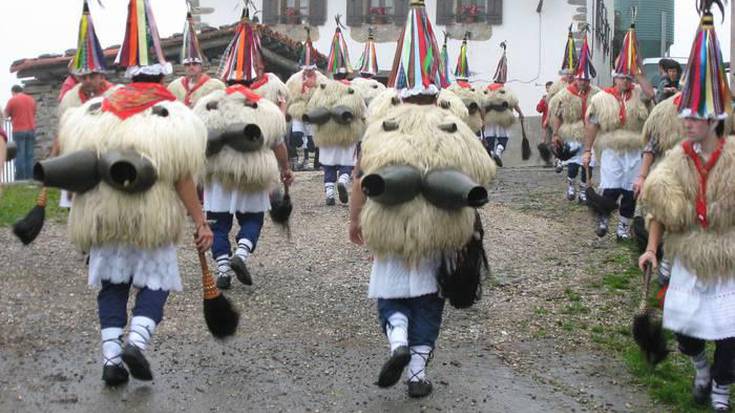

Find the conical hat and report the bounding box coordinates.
[217,8,262,82]
[71,0,108,75]
[492,42,508,84]
[454,33,470,81]
[559,25,578,75]
[327,15,353,76]
[613,24,641,78]
[357,27,379,77]
[114,0,172,78]
[678,5,732,120]
[575,33,596,80]
[180,11,206,65]
[299,27,319,69]
[388,0,448,97]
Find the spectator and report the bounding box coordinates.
[0,127,6,184]
[656,59,681,103]
[4,85,37,180]
[536,81,554,165]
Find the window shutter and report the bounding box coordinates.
[346,0,364,26]
[393,0,409,25]
[309,0,327,26]
[436,0,455,25]
[486,0,503,25]
[262,0,279,24]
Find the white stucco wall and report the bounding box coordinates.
[199,0,613,115]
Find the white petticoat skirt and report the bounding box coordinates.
[599,148,641,191]
[88,243,181,292]
[204,179,271,214]
[663,258,735,340]
[319,144,357,167]
[368,255,440,299]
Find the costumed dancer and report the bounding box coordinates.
[447,32,484,136]
[218,8,289,109]
[305,17,366,206]
[167,10,225,108]
[286,27,325,170]
[56,0,116,208]
[199,11,294,289]
[480,42,524,167]
[351,27,386,106]
[582,21,654,239]
[47,0,213,386]
[639,3,735,410]
[349,0,495,398]
[549,32,599,203]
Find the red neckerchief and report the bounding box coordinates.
[487,83,503,92]
[102,83,176,120]
[603,86,633,126]
[681,138,726,229]
[79,81,113,104]
[182,74,212,107]
[225,84,262,103]
[673,94,682,106]
[456,80,471,89]
[566,84,591,122]
[338,79,351,86]
[248,75,270,91]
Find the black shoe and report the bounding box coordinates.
[377,346,410,388]
[693,380,712,405]
[337,182,349,204]
[216,274,231,290]
[121,344,152,381]
[230,255,252,286]
[408,379,433,398]
[326,197,336,206]
[102,364,129,386]
[491,153,503,167]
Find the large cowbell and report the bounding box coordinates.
[34,149,157,194]
[206,123,264,157]
[361,167,488,210]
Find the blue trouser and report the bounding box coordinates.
[12,131,35,180]
[378,294,445,348]
[97,281,169,328]
[207,211,265,258]
[484,136,508,157]
[602,188,636,218]
[322,165,354,184]
[567,163,593,183]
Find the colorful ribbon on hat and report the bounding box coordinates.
[560,25,578,75]
[181,12,206,64]
[115,0,167,69]
[218,13,262,82]
[454,36,470,80]
[327,25,352,75]
[72,0,108,75]
[678,13,732,120]
[357,28,379,76]
[575,34,596,80]
[299,28,318,69]
[389,2,448,93]
[613,25,641,77]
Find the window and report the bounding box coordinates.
[436,0,503,26]
[456,0,484,23]
[368,0,394,24]
[262,0,326,26]
[282,0,309,24]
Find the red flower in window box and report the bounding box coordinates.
[459,4,481,22]
[285,7,301,24]
[369,6,388,24]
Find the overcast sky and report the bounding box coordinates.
[0,0,730,108]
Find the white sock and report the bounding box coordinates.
[128,316,156,351]
[408,345,432,382]
[495,144,505,156]
[101,327,124,366]
[325,183,335,199]
[712,380,730,410]
[234,239,253,260]
[215,254,231,274]
[338,173,350,186]
[567,178,575,187]
[385,313,408,352]
[692,351,711,388]
[579,181,587,190]
[619,215,631,225]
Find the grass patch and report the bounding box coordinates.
[0,184,67,227]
